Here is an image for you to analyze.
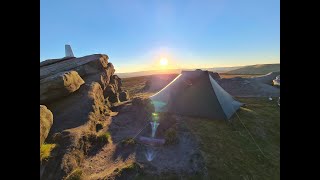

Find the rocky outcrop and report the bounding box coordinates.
[119,90,130,101]
[40,54,115,90]
[40,54,129,133]
[40,53,130,180]
[40,71,85,104]
[209,72,221,80]
[143,74,178,92]
[40,57,75,67]
[46,82,111,134]
[250,71,280,84]
[103,75,127,104]
[109,75,122,92]
[80,62,115,90]
[40,105,53,146]
[40,54,109,79]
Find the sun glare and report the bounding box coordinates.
[160,58,168,66]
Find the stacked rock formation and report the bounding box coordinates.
[40,54,130,179]
[40,54,129,134]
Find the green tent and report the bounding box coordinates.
[150,70,242,120]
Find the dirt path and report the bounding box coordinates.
[82,141,136,179]
[81,102,207,179]
[81,104,146,179]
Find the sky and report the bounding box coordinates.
[40,0,280,73]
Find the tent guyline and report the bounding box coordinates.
[132,119,150,140]
[233,110,267,158]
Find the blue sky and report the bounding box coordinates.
[40,0,280,73]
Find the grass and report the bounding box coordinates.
[40,143,57,162]
[219,74,260,79]
[97,132,110,144]
[65,168,83,180]
[184,97,280,179]
[112,163,142,179]
[121,137,136,146]
[226,64,280,74]
[164,128,178,145]
[121,76,150,97]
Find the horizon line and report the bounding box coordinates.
[115,62,280,74]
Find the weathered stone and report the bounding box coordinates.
[98,63,115,90]
[40,71,85,104]
[109,75,122,92]
[108,93,120,104]
[40,54,116,96]
[103,84,116,98]
[40,57,75,67]
[119,90,130,102]
[46,82,111,134]
[40,105,53,146]
[40,53,128,180]
[40,54,109,79]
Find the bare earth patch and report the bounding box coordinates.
[81,101,206,179]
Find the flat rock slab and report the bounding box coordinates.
[40,71,85,104]
[139,136,165,146]
[40,54,109,79]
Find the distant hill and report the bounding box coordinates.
[116,69,181,78]
[201,66,243,73]
[116,64,280,78]
[226,64,280,74]
[116,66,241,78]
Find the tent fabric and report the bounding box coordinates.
[150,70,243,120]
[209,74,243,119]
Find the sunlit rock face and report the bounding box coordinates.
[39,54,130,180]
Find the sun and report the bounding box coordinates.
[160,58,168,66]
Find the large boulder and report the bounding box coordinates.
[103,75,125,104]
[46,82,111,134]
[40,53,128,180]
[109,75,122,92]
[143,74,178,92]
[108,92,120,104]
[40,71,85,104]
[40,57,75,67]
[119,90,130,101]
[40,105,53,146]
[40,54,115,90]
[40,54,109,79]
[82,62,115,90]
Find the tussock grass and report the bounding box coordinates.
[65,168,83,180]
[113,163,141,178]
[164,128,178,145]
[97,132,110,144]
[40,143,57,162]
[121,137,136,146]
[185,97,280,179]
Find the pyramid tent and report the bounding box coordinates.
[150,70,243,120]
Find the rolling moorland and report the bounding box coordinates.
[115,63,280,78]
[40,55,279,180]
[226,64,280,75]
[120,74,280,179]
